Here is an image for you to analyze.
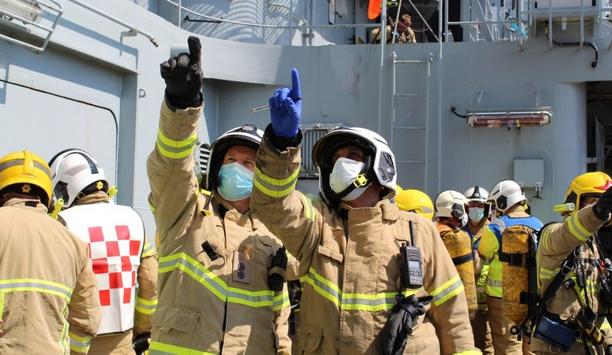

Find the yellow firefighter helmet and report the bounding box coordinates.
[0,150,52,207]
[395,188,434,220]
[557,171,612,215]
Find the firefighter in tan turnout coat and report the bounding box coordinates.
[531,172,612,355]
[146,36,291,354]
[250,68,478,354]
[0,150,100,354]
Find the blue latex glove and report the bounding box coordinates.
[269,68,301,138]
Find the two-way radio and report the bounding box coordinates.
[400,221,424,289]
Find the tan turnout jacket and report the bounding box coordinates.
[251,130,477,354]
[146,101,291,354]
[0,198,100,354]
[532,206,612,354]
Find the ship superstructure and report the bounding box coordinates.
[0,0,611,233]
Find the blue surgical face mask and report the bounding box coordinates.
[217,162,254,201]
[468,207,485,223]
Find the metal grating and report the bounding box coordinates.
[300,124,340,179]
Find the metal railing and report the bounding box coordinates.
[442,0,612,44]
[0,0,63,53]
[68,0,159,47]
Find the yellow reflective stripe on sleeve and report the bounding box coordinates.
[142,242,156,258]
[272,290,290,311]
[300,267,422,312]
[60,306,70,354]
[298,193,315,222]
[540,226,552,251]
[342,289,421,312]
[149,341,215,355]
[0,291,4,321]
[601,319,610,330]
[159,253,278,309]
[156,131,197,159]
[253,166,300,198]
[136,296,158,315]
[69,331,92,353]
[0,278,72,301]
[566,213,590,242]
[429,275,464,306]
[300,270,340,306]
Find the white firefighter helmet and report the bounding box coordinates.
[489,179,526,213]
[312,125,396,206]
[435,190,469,219]
[49,149,108,207]
[464,185,492,222]
[464,186,489,202]
[205,124,263,192]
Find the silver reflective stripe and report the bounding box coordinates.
[272,292,289,310]
[159,253,276,308]
[487,279,503,287]
[33,161,52,177]
[156,137,194,155]
[301,272,340,304]
[0,280,72,300]
[341,295,395,307]
[227,288,274,305]
[158,256,229,299]
[432,277,463,304]
[253,175,297,192]
[0,159,51,178]
[0,160,24,172]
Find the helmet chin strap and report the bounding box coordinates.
[334,173,369,201]
[341,183,370,202]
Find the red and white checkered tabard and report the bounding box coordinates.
[60,202,145,334]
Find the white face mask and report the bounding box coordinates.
[329,157,368,201]
[468,207,485,223]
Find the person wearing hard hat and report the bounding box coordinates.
[0,150,100,353]
[395,187,435,220]
[434,190,478,320]
[463,186,494,354]
[530,172,612,354]
[146,36,291,354]
[250,68,478,354]
[478,180,542,355]
[49,149,158,354]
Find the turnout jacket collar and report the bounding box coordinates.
[338,199,401,222]
[3,197,48,213]
[74,191,110,205]
[211,195,260,232]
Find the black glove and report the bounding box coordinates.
[267,247,288,292]
[593,187,612,220]
[160,36,203,109]
[133,332,150,355]
[379,295,431,355]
